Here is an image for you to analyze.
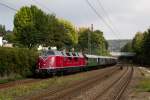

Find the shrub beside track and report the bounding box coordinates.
[0,47,38,79]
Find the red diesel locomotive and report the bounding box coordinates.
[36,50,117,75]
[36,50,87,74]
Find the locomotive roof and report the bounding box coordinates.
[42,50,84,57]
[85,54,117,59]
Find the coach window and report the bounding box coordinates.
[97,58,99,63]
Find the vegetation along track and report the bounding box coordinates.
[0,78,45,90]
[0,66,118,90]
[94,65,133,100]
[22,65,121,100]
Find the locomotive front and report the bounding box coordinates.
[36,50,56,74]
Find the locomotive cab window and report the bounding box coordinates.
[72,53,76,56]
[66,53,70,56]
[41,50,55,56]
[47,51,55,55]
[61,52,66,56]
[75,53,79,56]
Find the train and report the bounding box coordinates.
[35,50,117,75]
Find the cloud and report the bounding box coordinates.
[0,0,150,39]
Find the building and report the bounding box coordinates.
[37,45,49,51]
[0,36,13,47]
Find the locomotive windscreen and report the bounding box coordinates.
[41,50,55,56]
[47,51,55,55]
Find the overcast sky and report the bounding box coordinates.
[0,0,150,40]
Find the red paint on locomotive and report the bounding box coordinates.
[36,50,87,74]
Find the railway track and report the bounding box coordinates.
[0,66,119,90]
[94,65,133,100]
[21,66,121,100]
[114,68,133,100]
[0,63,134,100]
[23,65,133,100]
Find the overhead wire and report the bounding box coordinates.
[96,0,124,50]
[0,0,121,38]
[85,0,124,53]
[85,0,116,34]
[85,0,120,39]
[96,0,120,38]
[0,1,17,11]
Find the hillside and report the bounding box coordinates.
[107,39,131,52]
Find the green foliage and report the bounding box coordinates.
[78,28,90,52]
[14,5,55,48]
[12,5,108,55]
[141,29,150,65]
[3,33,16,44]
[121,42,133,52]
[121,29,150,65]
[0,24,6,36]
[58,19,78,47]
[0,47,38,77]
[13,5,77,50]
[78,28,108,55]
[0,74,84,99]
[137,78,150,92]
[0,74,23,84]
[132,32,144,53]
[46,18,74,50]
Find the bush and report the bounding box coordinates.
[0,47,38,78]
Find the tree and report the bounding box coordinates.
[58,19,78,48]
[0,24,6,36]
[14,5,55,48]
[14,5,76,49]
[132,32,144,53]
[78,28,90,53]
[3,32,16,43]
[92,30,108,55]
[121,42,133,52]
[78,27,108,55]
[121,29,150,65]
[141,29,150,65]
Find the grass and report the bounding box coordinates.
[137,78,150,92]
[0,74,24,84]
[0,79,10,84]
[0,75,84,100]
